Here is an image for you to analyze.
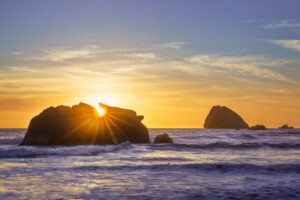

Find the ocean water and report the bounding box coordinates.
[0,128,299,200]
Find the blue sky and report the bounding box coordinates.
[0,0,300,127]
[1,0,300,56]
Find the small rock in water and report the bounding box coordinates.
[154,134,173,143]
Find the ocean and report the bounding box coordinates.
[0,128,299,200]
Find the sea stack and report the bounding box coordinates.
[20,102,150,146]
[204,105,249,129]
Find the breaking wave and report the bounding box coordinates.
[0,142,133,158]
[1,141,299,159]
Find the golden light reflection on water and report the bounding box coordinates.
[0,162,27,169]
[141,151,242,164]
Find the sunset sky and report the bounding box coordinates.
[0,0,300,128]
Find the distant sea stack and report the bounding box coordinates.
[204,105,249,129]
[249,125,267,130]
[278,124,294,129]
[20,102,150,146]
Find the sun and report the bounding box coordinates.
[83,94,120,117]
[94,104,106,117]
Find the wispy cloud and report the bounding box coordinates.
[2,45,298,104]
[0,65,42,73]
[162,42,185,49]
[271,40,300,52]
[10,51,24,55]
[67,74,82,80]
[29,45,102,62]
[10,66,42,73]
[130,53,156,59]
[264,19,300,29]
[187,55,294,83]
[25,45,160,63]
[4,45,297,85]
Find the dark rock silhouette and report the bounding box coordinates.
[154,134,173,143]
[249,125,267,130]
[278,124,294,129]
[20,102,149,146]
[204,106,249,129]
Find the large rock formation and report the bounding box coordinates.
[204,106,249,129]
[249,125,267,130]
[20,102,150,146]
[154,134,173,143]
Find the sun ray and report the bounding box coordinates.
[103,117,118,144]
[106,116,127,140]
[55,117,95,144]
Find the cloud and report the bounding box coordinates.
[264,19,300,29]
[25,45,160,63]
[10,66,42,73]
[268,88,290,95]
[29,45,102,62]
[0,65,42,73]
[2,45,298,98]
[3,45,297,85]
[10,51,24,55]
[187,55,294,83]
[271,40,300,53]
[67,74,82,80]
[131,53,156,59]
[162,42,185,49]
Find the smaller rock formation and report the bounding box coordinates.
[204,106,249,129]
[249,125,267,130]
[278,124,294,129]
[154,134,173,143]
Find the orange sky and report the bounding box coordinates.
[0,52,299,128]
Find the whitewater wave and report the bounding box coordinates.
[0,142,133,158]
[1,141,299,159]
[73,163,300,173]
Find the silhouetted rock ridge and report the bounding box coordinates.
[20,102,150,146]
[249,125,267,130]
[204,106,249,129]
[278,124,294,129]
